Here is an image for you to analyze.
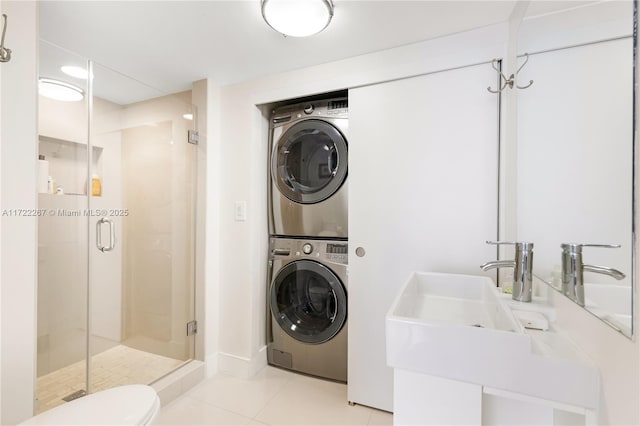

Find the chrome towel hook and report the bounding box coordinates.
[487,53,533,93]
[0,14,11,63]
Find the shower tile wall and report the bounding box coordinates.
[122,122,175,345]
[119,93,195,361]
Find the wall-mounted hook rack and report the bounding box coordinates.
[0,14,11,63]
[487,53,533,93]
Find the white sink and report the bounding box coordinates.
[389,271,522,331]
[386,272,600,410]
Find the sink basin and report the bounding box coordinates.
[386,272,529,384]
[386,272,600,410]
[389,272,522,331]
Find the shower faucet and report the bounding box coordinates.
[481,241,534,302]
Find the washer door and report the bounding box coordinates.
[270,260,347,344]
[272,119,348,204]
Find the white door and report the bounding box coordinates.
[348,63,500,411]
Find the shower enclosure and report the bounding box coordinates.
[36,41,197,413]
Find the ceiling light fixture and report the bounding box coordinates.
[38,78,84,102]
[261,0,334,37]
[60,65,93,80]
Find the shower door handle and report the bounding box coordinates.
[96,217,116,252]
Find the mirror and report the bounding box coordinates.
[515,1,635,337]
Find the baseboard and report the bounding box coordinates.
[250,346,268,377]
[151,360,205,407]
[205,352,218,378]
[217,346,268,379]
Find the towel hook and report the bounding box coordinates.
[487,53,533,93]
[0,14,11,63]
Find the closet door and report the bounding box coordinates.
[348,63,499,411]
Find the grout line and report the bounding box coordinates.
[250,372,296,422]
[365,410,374,426]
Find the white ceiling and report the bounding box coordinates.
[38,0,596,104]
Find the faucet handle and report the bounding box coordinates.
[561,243,621,254]
[486,241,534,251]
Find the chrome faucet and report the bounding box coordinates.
[561,243,626,306]
[481,241,534,302]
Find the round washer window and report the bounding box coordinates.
[270,260,347,344]
[272,119,348,204]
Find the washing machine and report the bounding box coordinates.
[267,237,348,382]
[269,97,348,239]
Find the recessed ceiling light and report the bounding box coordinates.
[261,0,334,37]
[60,65,92,80]
[38,78,84,102]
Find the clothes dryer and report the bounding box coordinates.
[269,97,348,239]
[267,237,348,382]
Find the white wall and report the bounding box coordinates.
[192,79,223,374]
[0,1,37,423]
[0,0,3,419]
[0,0,3,420]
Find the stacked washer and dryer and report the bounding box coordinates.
[267,97,349,382]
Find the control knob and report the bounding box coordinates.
[303,104,314,115]
[302,243,313,255]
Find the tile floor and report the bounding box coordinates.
[155,366,393,426]
[36,345,184,414]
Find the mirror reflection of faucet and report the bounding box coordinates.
[560,243,626,307]
[481,241,534,303]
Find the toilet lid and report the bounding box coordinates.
[21,385,160,425]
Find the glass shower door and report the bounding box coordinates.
[36,41,197,413]
[36,41,90,413]
[87,62,197,393]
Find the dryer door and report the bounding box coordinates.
[272,119,348,204]
[270,260,347,344]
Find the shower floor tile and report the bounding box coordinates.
[36,344,184,414]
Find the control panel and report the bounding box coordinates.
[271,97,348,127]
[269,238,348,265]
[325,242,348,264]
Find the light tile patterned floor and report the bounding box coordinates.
[156,366,393,426]
[36,345,183,414]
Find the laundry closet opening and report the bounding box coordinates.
[264,89,350,383]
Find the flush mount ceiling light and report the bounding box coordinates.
[38,78,84,102]
[60,65,93,80]
[261,0,334,37]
